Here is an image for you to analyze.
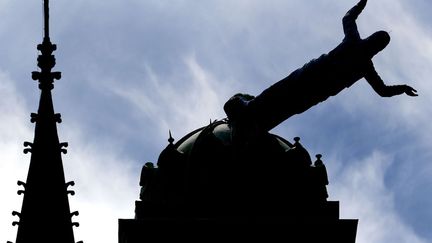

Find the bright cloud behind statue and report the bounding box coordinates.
[0,1,431,243]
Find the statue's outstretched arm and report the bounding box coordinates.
[343,0,367,39]
[365,68,418,97]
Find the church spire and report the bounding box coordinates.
[10,1,81,242]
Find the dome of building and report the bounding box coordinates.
[138,119,328,220]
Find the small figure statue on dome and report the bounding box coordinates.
[139,162,157,202]
[312,154,329,202]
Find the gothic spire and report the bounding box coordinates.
[10,1,81,243]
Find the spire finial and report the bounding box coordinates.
[168,130,175,145]
[31,0,61,90]
[44,0,50,39]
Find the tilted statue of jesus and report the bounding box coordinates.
[224,0,417,132]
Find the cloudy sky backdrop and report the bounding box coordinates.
[0,0,431,242]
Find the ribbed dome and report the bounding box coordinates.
[175,120,294,155]
[137,119,332,222]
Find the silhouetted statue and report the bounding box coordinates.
[139,162,157,202]
[312,154,329,202]
[224,0,417,131]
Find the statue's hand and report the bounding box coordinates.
[404,85,418,96]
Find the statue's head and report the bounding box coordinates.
[223,93,255,122]
[364,30,390,58]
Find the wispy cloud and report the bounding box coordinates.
[0,71,33,242]
[106,54,235,141]
[331,151,427,243]
[61,123,139,243]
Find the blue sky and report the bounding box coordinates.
[0,0,431,242]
